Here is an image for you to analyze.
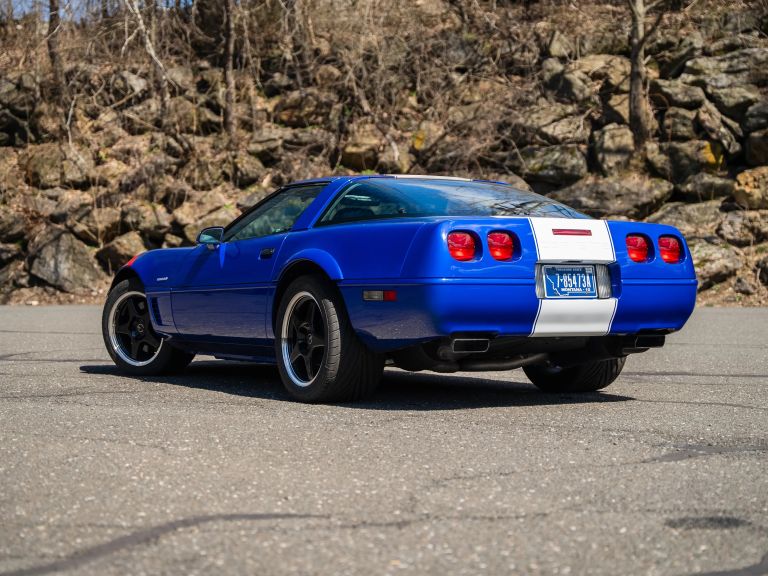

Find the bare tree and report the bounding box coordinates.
[47,0,66,105]
[223,0,236,144]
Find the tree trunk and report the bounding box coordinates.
[223,0,236,145]
[628,0,652,151]
[47,0,65,105]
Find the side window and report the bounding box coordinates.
[319,182,411,225]
[224,184,323,242]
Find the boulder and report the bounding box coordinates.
[0,242,21,265]
[510,144,587,186]
[679,48,768,90]
[166,66,196,94]
[21,143,95,189]
[378,140,413,174]
[111,71,149,100]
[687,238,743,290]
[49,189,93,223]
[0,260,30,292]
[746,129,768,166]
[696,101,741,155]
[716,210,767,247]
[650,79,706,109]
[649,140,725,183]
[551,71,593,103]
[677,172,735,202]
[662,107,697,141]
[508,102,580,145]
[247,124,293,165]
[29,227,106,292]
[275,88,338,128]
[707,85,761,122]
[411,120,445,152]
[733,275,757,295]
[96,231,146,272]
[592,123,633,175]
[121,203,172,241]
[603,93,630,125]
[743,101,768,133]
[645,200,722,238]
[314,64,342,88]
[0,205,25,242]
[551,174,674,219]
[172,188,229,228]
[569,54,631,94]
[654,33,704,79]
[68,207,122,246]
[232,152,264,188]
[122,98,161,135]
[166,96,220,134]
[182,205,238,244]
[733,166,768,209]
[341,124,382,171]
[758,256,768,286]
[537,115,589,145]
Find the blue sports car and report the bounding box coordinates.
[102,175,697,402]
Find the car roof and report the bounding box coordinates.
[286,174,513,188]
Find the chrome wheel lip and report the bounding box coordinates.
[108,290,163,367]
[281,291,326,388]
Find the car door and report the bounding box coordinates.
[170,184,325,349]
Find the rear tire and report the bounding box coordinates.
[523,357,626,393]
[102,278,194,375]
[275,276,383,403]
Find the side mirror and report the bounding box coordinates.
[197,226,224,249]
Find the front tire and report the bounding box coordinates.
[523,357,626,393]
[102,278,194,375]
[275,276,383,403]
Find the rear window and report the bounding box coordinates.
[317,179,587,225]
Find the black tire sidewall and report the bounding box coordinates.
[275,277,342,402]
[102,278,192,375]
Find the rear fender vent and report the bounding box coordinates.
[149,297,163,326]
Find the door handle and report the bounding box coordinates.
[260,248,275,259]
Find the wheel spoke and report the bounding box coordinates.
[309,333,325,352]
[128,297,142,317]
[302,353,313,380]
[143,331,161,349]
[307,302,316,328]
[129,338,141,359]
[289,345,302,365]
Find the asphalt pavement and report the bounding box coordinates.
[0,306,767,576]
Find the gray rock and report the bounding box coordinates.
[592,124,633,175]
[650,79,706,110]
[0,242,21,265]
[733,275,756,295]
[603,93,630,125]
[743,101,768,133]
[232,152,265,188]
[172,189,229,228]
[696,101,741,155]
[553,71,593,103]
[182,206,238,244]
[540,58,565,87]
[746,128,768,166]
[716,210,767,246]
[68,207,122,246]
[21,143,95,189]
[0,73,37,117]
[166,96,220,134]
[112,71,148,99]
[662,107,698,141]
[0,260,29,292]
[707,85,761,122]
[652,140,726,183]
[511,144,588,186]
[680,48,768,90]
[275,88,338,128]
[677,173,735,202]
[687,238,743,291]
[551,174,673,219]
[758,256,768,286]
[97,231,146,273]
[341,124,382,171]
[29,227,105,292]
[656,33,704,79]
[166,66,195,94]
[121,203,172,241]
[122,98,161,135]
[0,206,26,242]
[537,115,590,145]
[646,200,722,239]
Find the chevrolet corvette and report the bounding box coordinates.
[102,175,697,402]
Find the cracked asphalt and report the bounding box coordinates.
[0,306,767,576]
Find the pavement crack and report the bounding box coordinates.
[687,550,768,576]
[644,443,768,464]
[635,399,768,412]
[0,513,322,576]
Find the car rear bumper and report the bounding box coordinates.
[340,278,697,353]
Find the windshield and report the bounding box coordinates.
[318,178,587,225]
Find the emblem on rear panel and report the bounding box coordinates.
[156,277,168,281]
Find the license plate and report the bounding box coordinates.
[542,265,597,299]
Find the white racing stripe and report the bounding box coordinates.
[529,218,614,263]
[532,298,618,336]
[529,218,617,336]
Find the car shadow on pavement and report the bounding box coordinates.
[80,360,634,410]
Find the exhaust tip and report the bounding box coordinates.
[451,338,490,354]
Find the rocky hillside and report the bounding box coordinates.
[0,0,766,305]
